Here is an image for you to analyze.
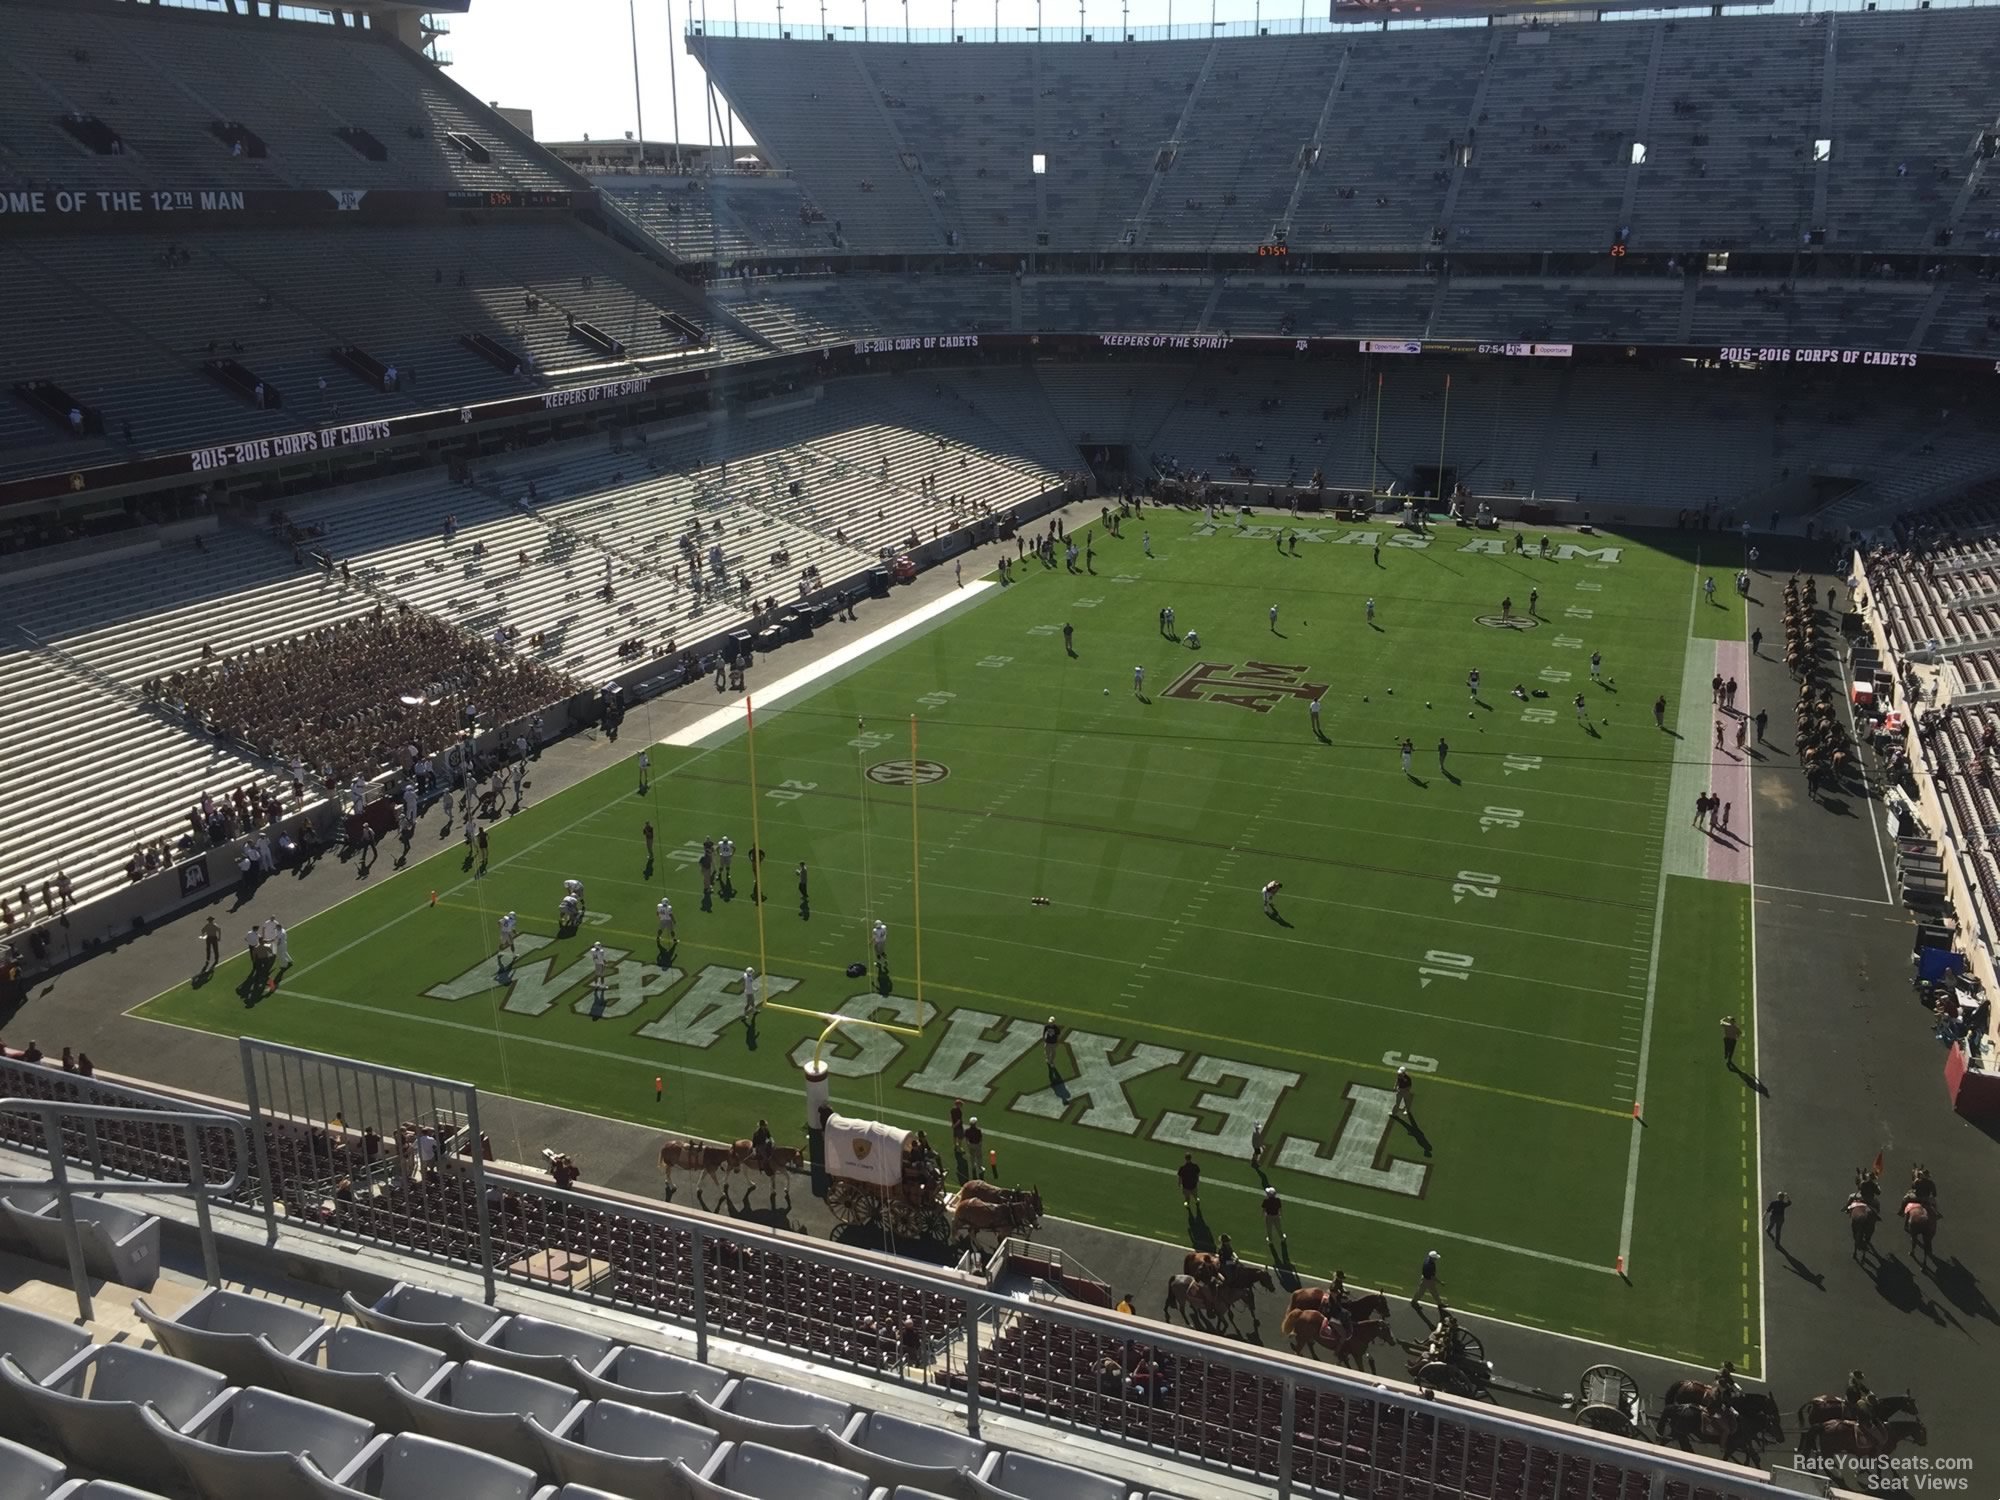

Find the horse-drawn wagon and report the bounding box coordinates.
[822,1113,952,1242]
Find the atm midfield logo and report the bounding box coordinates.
[1163,661,1328,714]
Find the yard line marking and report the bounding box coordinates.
[137,994,1613,1279]
[1751,881,1894,907]
[1619,551,1701,1274]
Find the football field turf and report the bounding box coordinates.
[140,515,1761,1370]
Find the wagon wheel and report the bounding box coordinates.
[884,1193,936,1241]
[1448,1325,1486,1367]
[1577,1364,1640,1423]
[1576,1403,1641,1439]
[826,1179,882,1226]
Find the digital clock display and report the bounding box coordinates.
[1256,243,1290,257]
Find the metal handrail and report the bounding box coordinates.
[0,1095,248,1323]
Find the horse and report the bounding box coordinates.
[1655,1402,1740,1455]
[1164,1272,1255,1331]
[1902,1199,1938,1263]
[1287,1286,1393,1330]
[951,1187,1041,1248]
[1797,1416,1928,1460]
[659,1138,731,1190]
[958,1180,1038,1205]
[1280,1307,1394,1370]
[725,1139,802,1198]
[1798,1393,1918,1429]
[1846,1197,1879,1260]
[1184,1254,1277,1297]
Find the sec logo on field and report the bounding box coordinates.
[865,759,950,786]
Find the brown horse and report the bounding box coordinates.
[951,1187,1042,1246]
[1798,1416,1927,1459]
[1799,1393,1919,1428]
[1288,1286,1393,1326]
[1655,1403,1738,1453]
[659,1138,731,1187]
[1902,1199,1938,1263]
[1846,1197,1879,1260]
[1280,1307,1394,1370]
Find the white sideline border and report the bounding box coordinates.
[663,581,998,750]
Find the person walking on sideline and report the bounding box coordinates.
[642,821,654,860]
[1654,694,1667,730]
[1310,697,1323,737]
[1249,1120,1266,1169]
[1392,1065,1414,1120]
[637,750,650,792]
[1262,1185,1286,1246]
[200,915,221,972]
[1042,1016,1061,1070]
[1261,879,1282,917]
[1177,1151,1201,1213]
[964,1117,985,1180]
[1721,1014,1741,1068]
[1765,1190,1791,1245]
[1413,1249,1446,1314]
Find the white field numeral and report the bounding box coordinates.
[976,654,1014,669]
[1503,755,1543,775]
[1479,805,1524,831]
[1522,706,1557,725]
[1451,871,1500,904]
[1418,950,1473,988]
[766,779,817,801]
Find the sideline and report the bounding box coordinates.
[667,582,998,749]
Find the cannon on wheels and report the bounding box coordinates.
[1573,1364,1646,1439]
[1407,1316,1492,1399]
[822,1113,950,1244]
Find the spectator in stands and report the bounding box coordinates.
[75,1052,93,1077]
[66,407,83,435]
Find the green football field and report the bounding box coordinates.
[140,515,1761,1370]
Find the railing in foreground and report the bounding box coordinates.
[0,1043,1827,1500]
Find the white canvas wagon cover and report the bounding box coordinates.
[823,1113,911,1187]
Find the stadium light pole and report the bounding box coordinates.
[627,0,647,167]
[665,0,685,167]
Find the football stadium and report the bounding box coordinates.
[0,1,1994,1497]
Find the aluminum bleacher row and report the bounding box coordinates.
[0,1052,1806,1500]
[690,7,2000,257]
[0,0,574,195]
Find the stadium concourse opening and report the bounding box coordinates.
[1,0,1997,1488]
